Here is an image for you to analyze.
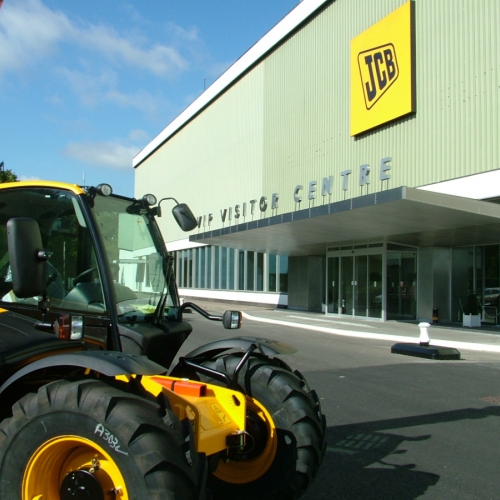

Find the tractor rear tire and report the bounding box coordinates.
[198,354,326,500]
[0,379,197,500]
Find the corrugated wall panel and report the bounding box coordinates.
[263,0,500,216]
[135,67,265,242]
[136,0,500,238]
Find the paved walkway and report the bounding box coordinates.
[181,297,500,353]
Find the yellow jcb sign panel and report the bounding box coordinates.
[350,1,415,136]
[358,43,399,109]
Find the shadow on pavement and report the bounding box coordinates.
[303,405,500,499]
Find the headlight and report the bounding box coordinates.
[96,184,113,196]
[142,193,157,206]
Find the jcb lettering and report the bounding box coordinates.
[358,44,399,109]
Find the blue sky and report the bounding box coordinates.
[0,0,298,196]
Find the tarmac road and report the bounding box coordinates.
[176,300,500,500]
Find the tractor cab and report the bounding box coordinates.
[0,181,325,500]
[0,181,205,371]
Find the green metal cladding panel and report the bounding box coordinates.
[135,67,265,243]
[262,0,500,215]
[136,0,500,238]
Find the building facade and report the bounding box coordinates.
[134,0,500,324]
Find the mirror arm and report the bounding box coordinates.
[179,301,223,321]
[156,197,180,218]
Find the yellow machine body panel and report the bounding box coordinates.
[140,375,247,456]
[0,180,85,195]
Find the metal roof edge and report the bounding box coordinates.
[189,187,406,243]
[133,0,330,168]
[406,186,500,217]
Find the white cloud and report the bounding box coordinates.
[19,174,40,181]
[56,65,161,114]
[0,0,190,79]
[128,129,150,142]
[165,22,200,43]
[56,66,118,106]
[105,89,159,115]
[78,24,188,77]
[63,140,140,170]
[0,0,73,74]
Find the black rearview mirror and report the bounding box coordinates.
[222,310,243,329]
[7,218,47,298]
[172,203,198,232]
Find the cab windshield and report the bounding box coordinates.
[92,194,174,322]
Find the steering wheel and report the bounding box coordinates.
[73,267,97,285]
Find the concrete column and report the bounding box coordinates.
[288,256,325,312]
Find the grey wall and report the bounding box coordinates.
[418,247,451,323]
[432,248,452,323]
[288,256,325,312]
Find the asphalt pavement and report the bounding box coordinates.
[180,296,500,354]
[180,296,500,499]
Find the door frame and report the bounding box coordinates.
[326,245,386,320]
[325,242,419,321]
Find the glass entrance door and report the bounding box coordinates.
[368,254,383,317]
[386,252,417,320]
[341,256,354,314]
[327,256,340,313]
[327,251,383,319]
[355,255,368,316]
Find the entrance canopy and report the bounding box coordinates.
[189,187,500,255]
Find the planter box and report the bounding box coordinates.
[463,314,481,328]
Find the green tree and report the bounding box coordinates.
[0,162,18,183]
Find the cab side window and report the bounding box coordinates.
[0,187,106,314]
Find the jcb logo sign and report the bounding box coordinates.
[358,44,399,109]
[350,1,414,136]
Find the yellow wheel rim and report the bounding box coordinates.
[214,396,278,484]
[23,435,129,499]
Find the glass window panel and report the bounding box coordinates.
[189,249,194,288]
[386,252,417,320]
[221,247,227,289]
[206,246,211,289]
[256,253,264,291]
[183,249,188,287]
[279,255,288,292]
[238,250,245,290]
[268,255,277,292]
[193,248,199,288]
[474,247,483,298]
[340,256,353,315]
[214,246,220,289]
[247,251,255,291]
[484,245,499,292]
[354,255,368,316]
[368,254,383,318]
[327,257,339,313]
[0,187,106,315]
[452,247,472,322]
[228,249,235,290]
[200,247,206,289]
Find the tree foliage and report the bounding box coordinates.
[0,167,18,183]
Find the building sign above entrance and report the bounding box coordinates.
[196,157,393,229]
[350,1,415,136]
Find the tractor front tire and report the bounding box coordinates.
[0,379,197,500]
[199,354,326,500]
